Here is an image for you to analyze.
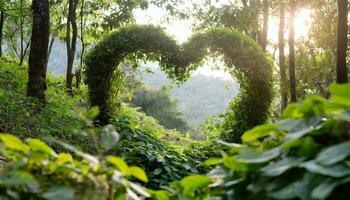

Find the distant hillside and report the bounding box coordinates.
[139,67,238,127]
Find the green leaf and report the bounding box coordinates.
[237,147,280,164]
[0,134,29,153]
[242,124,278,142]
[268,182,298,199]
[316,142,350,166]
[106,156,129,174]
[56,153,74,164]
[1,170,39,192]
[180,175,211,197]
[303,161,350,177]
[223,156,247,171]
[100,125,119,151]
[26,138,56,156]
[42,186,74,200]
[329,83,350,108]
[261,157,306,177]
[86,106,100,120]
[129,166,148,182]
[311,176,350,200]
[205,158,222,166]
[149,190,169,200]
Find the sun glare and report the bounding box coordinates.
[268,9,311,44]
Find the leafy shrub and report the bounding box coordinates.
[109,105,203,188]
[161,83,350,200]
[0,129,150,200]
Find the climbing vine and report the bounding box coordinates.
[85,25,273,142]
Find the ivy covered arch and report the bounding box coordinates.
[181,29,273,142]
[85,25,273,142]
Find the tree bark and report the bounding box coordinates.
[66,0,78,93]
[26,0,50,101]
[20,0,24,65]
[0,9,4,57]
[77,0,84,88]
[288,0,297,102]
[279,1,288,111]
[336,0,349,83]
[261,0,269,51]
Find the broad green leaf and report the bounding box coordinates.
[261,157,306,177]
[0,134,29,153]
[26,138,56,156]
[282,103,300,119]
[303,161,350,177]
[56,153,73,164]
[268,182,298,200]
[1,170,39,192]
[205,158,222,166]
[100,125,119,151]
[237,147,280,164]
[129,166,148,182]
[311,176,350,200]
[242,124,278,142]
[180,175,211,197]
[106,156,129,174]
[42,186,74,200]
[223,156,247,171]
[316,142,350,166]
[149,190,169,200]
[329,83,350,108]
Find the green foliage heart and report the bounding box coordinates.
[84,25,273,142]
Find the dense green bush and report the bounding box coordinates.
[159,83,350,200]
[85,25,273,142]
[0,128,150,199]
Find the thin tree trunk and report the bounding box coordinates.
[48,36,55,58]
[66,0,78,93]
[288,0,297,103]
[279,1,288,111]
[77,0,84,88]
[20,0,24,65]
[336,0,348,83]
[0,10,4,57]
[261,0,269,51]
[26,0,50,101]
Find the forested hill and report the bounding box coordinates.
[140,67,238,127]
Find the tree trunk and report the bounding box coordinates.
[48,36,55,58]
[288,0,297,103]
[0,10,4,57]
[279,1,288,111]
[336,0,349,83]
[20,0,24,65]
[261,0,269,51]
[77,0,84,88]
[26,0,50,101]
[66,0,78,93]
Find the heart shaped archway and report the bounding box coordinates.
[85,25,273,142]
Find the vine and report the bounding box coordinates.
[85,25,273,142]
